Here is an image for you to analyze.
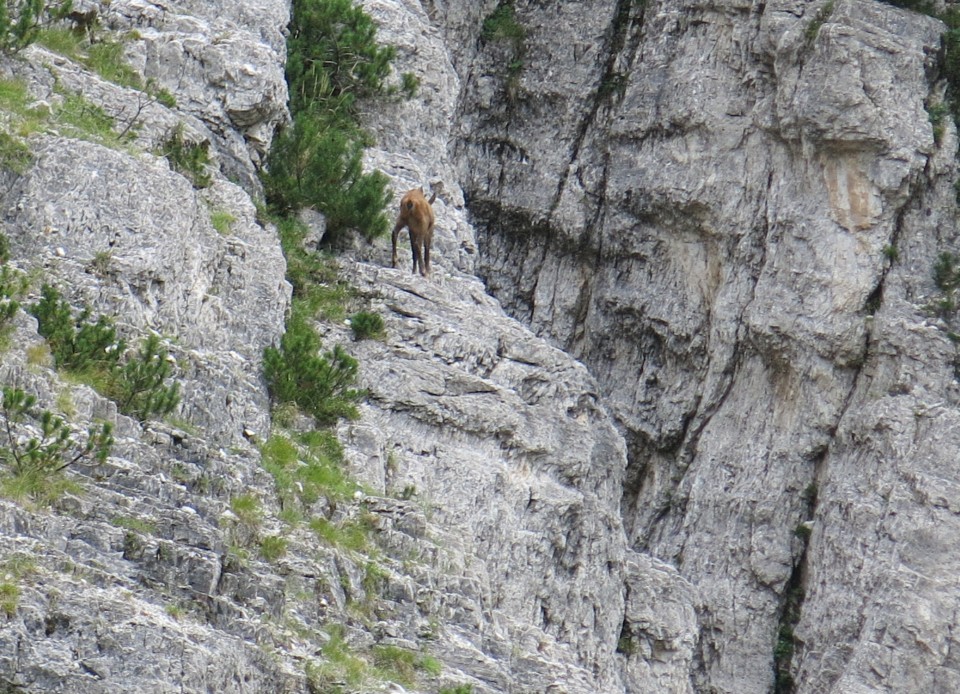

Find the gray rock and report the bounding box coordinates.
[1,0,958,692]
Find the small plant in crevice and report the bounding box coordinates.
[305,624,369,693]
[0,554,34,617]
[259,534,287,562]
[158,123,211,188]
[0,386,113,505]
[85,38,142,90]
[482,1,526,44]
[0,130,31,173]
[371,644,441,688]
[349,311,384,340]
[55,91,126,147]
[886,2,960,129]
[209,209,236,235]
[481,1,527,96]
[439,686,474,694]
[87,250,112,277]
[309,513,376,553]
[230,493,263,529]
[0,581,19,616]
[929,102,950,144]
[598,71,628,102]
[803,0,835,45]
[275,218,358,321]
[930,251,960,316]
[260,428,358,517]
[400,71,419,98]
[616,634,637,656]
[773,587,805,692]
[111,515,156,535]
[879,0,937,11]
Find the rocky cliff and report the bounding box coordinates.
[0,0,958,693]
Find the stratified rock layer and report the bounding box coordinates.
[453,0,960,691]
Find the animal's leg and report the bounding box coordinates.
[391,222,405,268]
[423,243,431,277]
[411,241,422,275]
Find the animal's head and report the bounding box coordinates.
[400,187,428,212]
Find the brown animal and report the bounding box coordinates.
[392,187,437,277]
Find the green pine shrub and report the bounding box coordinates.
[263,311,361,425]
[400,71,419,98]
[108,333,180,421]
[30,283,124,374]
[0,263,27,331]
[285,0,396,116]
[264,0,395,244]
[29,285,180,422]
[349,311,384,340]
[0,0,74,55]
[0,385,113,504]
[264,112,390,245]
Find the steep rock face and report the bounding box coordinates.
[453,0,960,690]
[0,1,695,693]
[349,2,702,689]
[331,263,637,693]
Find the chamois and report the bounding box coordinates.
[391,187,437,277]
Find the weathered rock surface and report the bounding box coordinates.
[1,2,681,692]
[2,0,960,692]
[453,0,960,691]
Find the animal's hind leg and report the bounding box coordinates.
[423,244,431,276]
[411,243,422,276]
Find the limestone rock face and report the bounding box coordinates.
[451,0,960,691]
[1,0,959,692]
[3,135,288,445]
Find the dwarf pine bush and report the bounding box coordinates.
[0,386,113,504]
[0,263,27,332]
[262,112,390,243]
[0,0,74,55]
[264,0,394,244]
[349,311,384,340]
[109,334,180,421]
[31,283,124,374]
[30,285,180,422]
[263,311,361,425]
